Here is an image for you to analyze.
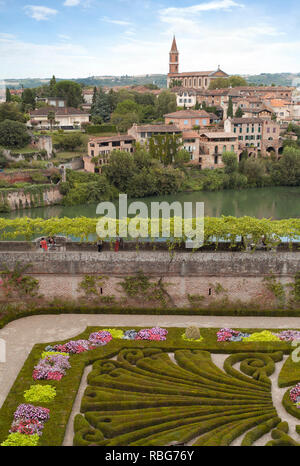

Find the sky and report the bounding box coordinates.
[0,0,300,79]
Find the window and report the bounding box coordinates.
[214,156,218,164]
[273,128,276,133]
[195,119,199,125]
[184,120,188,125]
[240,127,242,133]
[202,119,207,125]
[267,128,270,133]
[238,136,243,141]
[141,132,146,138]
[231,145,234,151]
[91,150,94,156]
[223,145,226,153]
[198,78,202,87]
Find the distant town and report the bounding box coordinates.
[0,36,299,211]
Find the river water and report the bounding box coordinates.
[1,186,300,220]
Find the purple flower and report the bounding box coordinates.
[14,404,50,422]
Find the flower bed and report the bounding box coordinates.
[1,404,50,446]
[217,328,300,343]
[290,383,300,408]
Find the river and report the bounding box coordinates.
[1,186,300,220]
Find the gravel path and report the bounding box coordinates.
[1,313,300,445]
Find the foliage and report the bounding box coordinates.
[77,275,107,298]
[52,80,83,108]
[85,124,117,134]
[24,385,56,403]
[0,102,26,123]
[155,90,177,118]
[1,432,40,446]
[209,75,248,90]
[0,119,31,148]
[264,274,286,307]
[55,133,84,151]
[184,326,201,340]
[119,271,170,306]
[148,133,182,166]
[227,97,233,118]
[0,262,39,298]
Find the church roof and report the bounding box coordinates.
[170,36,178,53]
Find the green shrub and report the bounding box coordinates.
[24,384,56,403]
[1,432,40,446]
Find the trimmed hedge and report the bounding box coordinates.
[85,125,117,134]
[3,303,300,333]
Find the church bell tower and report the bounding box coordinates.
[169,35,179,74]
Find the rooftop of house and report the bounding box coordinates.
[164,109,212,119]
[89,135,136,144]
[130,124,181,133]
[268,99,291,107]
[30,106,89,116]
[199,131,237,139]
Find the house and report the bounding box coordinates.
[164,110,217,130]
[127,123,181,144]
[84,135,136,173]
[224,117,283,157]
[28,106,90,130]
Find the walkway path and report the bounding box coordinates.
[1,313,300,410]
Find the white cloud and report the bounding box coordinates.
[24,5,58,21]
[101,16,132,26]
[160,0,244,17]
[63,0,81,6]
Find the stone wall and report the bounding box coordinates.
[0,185,63,210]
[0,250,298,306]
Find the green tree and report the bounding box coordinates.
[49,75,57,97]
[271,147,300,186]
[222,152,238,175]
[227,97,233,118]
[235,106,244,118]
[5,88,11,103]
[0,102,26,123]
[92,87,111,122]
[47,111,56,131]
[56,133,84,151]
[21,88,36,111]
[155,91,177,118]
[0,120,31,148]
[54,80,83,108]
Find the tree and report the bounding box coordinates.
[21,88,36,111]
[49,75,57,97]
[5,88,11,103]
[271,147,300,186]
[92,86,98,106]
[47,111,56,131]
[155,91,177,118]
[54,80,83,108]
[0,120,31,148]
[235,106,244,118]
[174,149,190,167]
[91,87,111,122]
[209,75,247,90]
[227,97,233,118]
[0,102,26,123]
[222,152,238,175]
[169,79,183,88]
[56,133,84,151]
[111,111,139,132]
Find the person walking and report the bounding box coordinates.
[114,237,120,252]
[97,239,103,252]
[48,237,56,250]
[40,237,48,252]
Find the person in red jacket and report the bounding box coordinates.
[114,237,120,252]
[40,238,48,252]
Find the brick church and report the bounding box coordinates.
[167,36,228,90]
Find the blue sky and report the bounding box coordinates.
[0,0,300,79]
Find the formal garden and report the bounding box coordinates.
[1,324,300,446]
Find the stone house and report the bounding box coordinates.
[28,106,90,130]
[84,134,136,173]
[164,109,218,130]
